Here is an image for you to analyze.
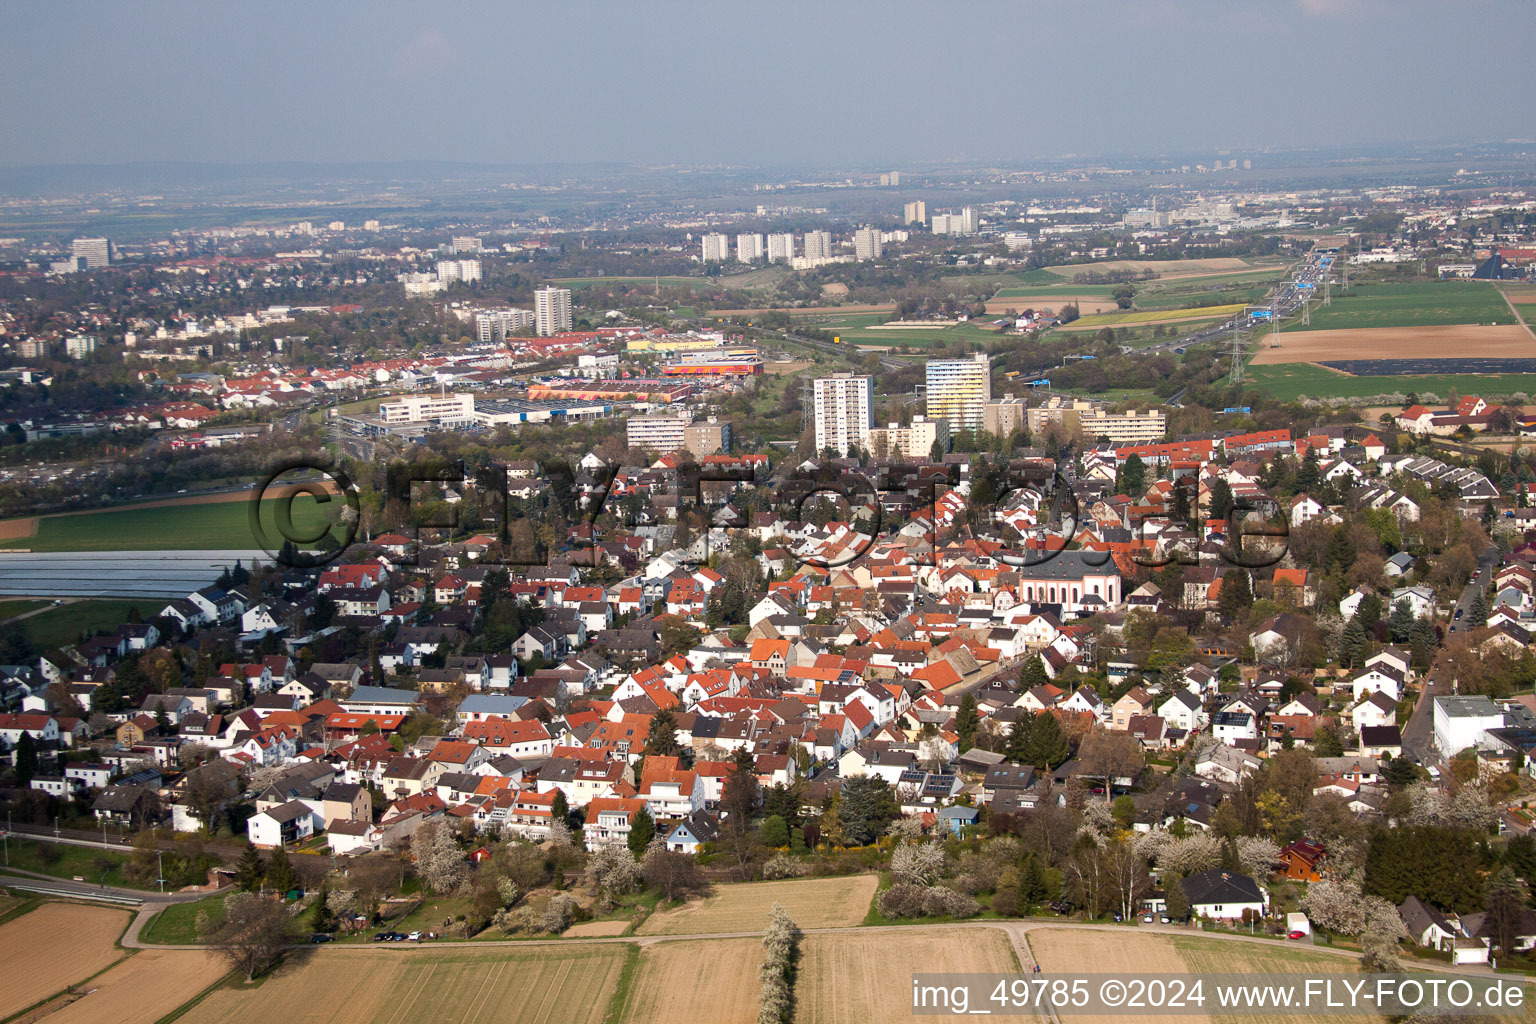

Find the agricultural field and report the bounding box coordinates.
[0,903,131,1019]
[620,938,760,1024]
[177,945,628,1024]
[984,293,1120,315]
[43,949,226,1024]
[637,876,878,936]
[1250,324,1536,366]
[1244,363,1536,402]
[1042,257,1267,281]
[0,494,337,552]
[1289,281,1514,332]
[794,926,1030,1024]
[1062,304,1245,330]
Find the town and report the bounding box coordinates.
[1,4,1535,1023]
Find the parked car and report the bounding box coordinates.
[1160,915,1171,924]
[1142,914,1155,923]
[310,933,333,944]
[408,931,423,942]
[1287,930,1307,940]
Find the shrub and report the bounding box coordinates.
[762,852,809,880]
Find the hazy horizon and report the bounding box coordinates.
[3,1,1535,169]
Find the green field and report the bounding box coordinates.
[1290,280,1514,332]
[1066,303,1245,328]
[1246,362,1536,401]
[141,895,226,944]
[0,496,337,552]
[0,838,139,889]
[0,600,49,621]
[1514,303,1536,325]
[21,600,160,648]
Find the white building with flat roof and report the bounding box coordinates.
[853,227,882,261]
[71,237,110,268]
[701,233,730,262]
[926,352,991,433]
[534,286,573,337]
[868,415,948,459]
[379,392,476,425]
[766,233,795,263]
[803,230,832,260]
[812,374,874,456]
[736,233,765,263]
[1432,695,1504,756]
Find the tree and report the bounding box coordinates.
[890,841,947,886]
[1118,454,1146,497]
[1076,729,1143,801]
[1208,479,1235,525]
[628,805,656,856]
[1165,875,1191,922]
[641,847,703,902]
[1486,866,1530,957]
[1313,723,1345,758]
[758,903,799,1024]
[645,707,681,758]
[955,693,979,753]
[184,764,230,835]
[265,846,296,895]
[1218,568,1252,620]
[838,776,898,846]
[412,822,466,894]
[1024,712,1070,770]
[13,732,37,787]
[1019,656,1048,691]
[311,879,337,933]
[234,843,265,893]
[210,892,294,980]
[1468,587,1488,629]
[1004,713,1034,763]
[761,814,789,848]
[1300,876,1368,936]
[1339,616,1367,670]
[549,789,569,826]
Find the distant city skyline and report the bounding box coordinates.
[3,1,1534,169]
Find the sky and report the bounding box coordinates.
[3,0,1533,169]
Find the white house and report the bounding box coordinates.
[1181,868,1266,922]
[1157,690,1205,733]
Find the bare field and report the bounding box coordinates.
[178,946,627,1024]
[984,294,1119,315]
[795,927,1031,1024]
[1054,310,1230,332]
[1250,324,1536,365]
[1029,928,1205,1024]
[43,949,226,1024]
[563,919,630,937]
[0,517,36,540]
[623,938,760,1024]
[0,903,131,1019]
[637,876,877,936]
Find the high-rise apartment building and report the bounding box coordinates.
[736,233,765,263]
[853,227,882,261]
[70,237,110,269]
[534,286,573,337]
[451,236,483,254]
[626,413,731,456]
[701,233,731,262]
[474,308,536,342]
[766,232,795,263]
[437,259,481,284]
[925,352,992,433]
[812,374,874,456]
[802,230,832,260]
[903,201,927,226]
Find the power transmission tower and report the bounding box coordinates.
[1227,320,1249,385]
[1324,276,1332,306]
[1302,297,1310,325]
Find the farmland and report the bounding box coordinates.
[177,945,628,1024]
[1244,363,1536,402]
[637,876,877,936]
[1289,281,1514,332]
[1041,257,1264,280]
[620,938,760,1024]
[0,495,337,552]
[1062,304,1245,329]
[794,927,1030,1024]
[0,903,131,1019]
[1250,324,1536,365]
[43,949,226,1024]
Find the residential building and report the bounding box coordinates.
[766,232,795,263]
[984,396,1027,439]
[903,200,927,226]
[926,353,991,433]
[701,233,731,262]
[811,374,874,456]
[736,233,765,263]
[853,226,882,261]
[802,230,832,260]
[867,415,949,459]
[436,259,481,284]
[534,286,573,337]
[379,392,475,425]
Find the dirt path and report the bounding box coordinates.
[0,599,80,626]
[1499,286,1535,339]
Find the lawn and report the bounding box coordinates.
[141,895,226,945]
[175,946,629,1024]
[0,599,49,620]
[0,496,337,552]
[1245,363,1536,402]
[1289,281,1514,332]
[21,600,165,650]
[0,838,139,888]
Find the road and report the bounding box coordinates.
[1402,547,1498,763]
[0,866,209,905]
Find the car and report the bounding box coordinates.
[310,933,333,943]
[1454,609,1464,620]
[1112,913,1123,922]
[407,931,422,941]
[1160,915,1171,924]
[1288,930,1307,940]
[1142,914,1155,923]
[391,933,407,941]
[372,932,390,942]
